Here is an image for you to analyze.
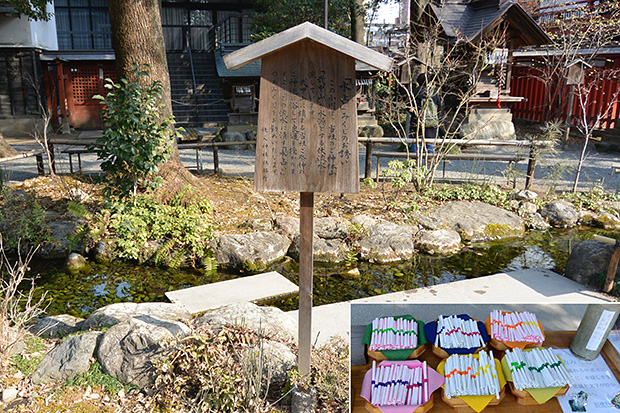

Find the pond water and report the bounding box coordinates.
[29,228,607,318]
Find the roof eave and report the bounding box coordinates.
[224,22,393,72]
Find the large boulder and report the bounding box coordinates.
[210,231,291,273]
[92,239,116,264]
[358,222,417,263]
[540,201,579,228]
[240,216,274,232]
[410,213,446,230]
[565,240,619,286]
[97,316,190,390]
[314,217,348,239]
[81,302,191,330]
[416,229,461,255]
[350,214,377,229]
[243,340,296,385]
[274,216,300,239]
[593,212,620,230]
[430,201,524,242]
[40,219,83,258]
[28,314,84,338]
[32,331,101,384]
[194,302,297,343]
[526,213,550,230]
[288,236,346,263]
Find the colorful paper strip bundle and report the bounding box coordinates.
[369,317,418,351]
[435,315,485,349]
[444,350,501,399]
[370,361,430,406]
[505,347,572,390]
[490,310,544,343]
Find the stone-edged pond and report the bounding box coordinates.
[30,227,604,318]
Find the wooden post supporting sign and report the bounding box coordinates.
[224,22,392,377]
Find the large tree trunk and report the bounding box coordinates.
[351,0,365,44]
[107,0,197,187]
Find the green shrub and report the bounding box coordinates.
[85,189,214,267]
[92,62,177,204]
[65,361,134,396]
[0,190,52,253]
[9,335,46,376]
[561,182,619,212]
[422,183,508,207]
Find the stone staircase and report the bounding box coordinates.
[166,50,229,127]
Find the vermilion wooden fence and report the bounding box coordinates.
[511,56,620,131]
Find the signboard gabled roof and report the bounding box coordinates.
[223,21,393,72]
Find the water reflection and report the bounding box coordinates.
[28,228,610,317]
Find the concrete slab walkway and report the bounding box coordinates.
[166,270,298,314]
[288,268,616,348]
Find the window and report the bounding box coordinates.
[55,0,112,50]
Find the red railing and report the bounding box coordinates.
[511,56,620,130]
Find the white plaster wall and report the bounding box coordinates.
[0,3,58,50]
[30,4,58,50]
[0,15,33,46]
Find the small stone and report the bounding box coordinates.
[350,214,377,229]
[514,189,538,201]
[344,268,360,277]
[519,202,538,215]
[67,188,91,203]
[2,388,18,404]
[65,253,89,273]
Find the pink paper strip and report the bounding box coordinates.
[360,360,445,413]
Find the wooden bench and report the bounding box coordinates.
[373,151,527,181]
[50,138,256,175]
[62,146,91,173]
[359,137,544,189]
[178,140,256,173]
[0,149,45,175]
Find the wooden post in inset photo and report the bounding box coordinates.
[224,22,393,377]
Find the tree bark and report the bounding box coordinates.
[107,0,197,187]
[351,0,365,44]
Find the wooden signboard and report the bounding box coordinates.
[224,22,393,378]
[256,40,358,193]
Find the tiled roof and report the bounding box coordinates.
[429,0,548,45]
[215,44,261,78]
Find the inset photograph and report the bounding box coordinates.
[351,303,620,412]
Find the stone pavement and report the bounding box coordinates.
[284,268,617,365]
[3,132,620,193]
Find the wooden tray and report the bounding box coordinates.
[441,387,505,411]
[432,344,486,359]
[603,338,620,371]
[368,344,426,361]
[509,383,569,406]
[365,398,433,413]
[488,337,542,351]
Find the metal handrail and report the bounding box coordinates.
[185,30,199,123]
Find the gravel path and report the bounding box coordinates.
[2,133,618,194]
